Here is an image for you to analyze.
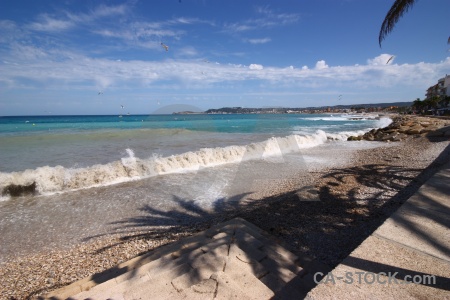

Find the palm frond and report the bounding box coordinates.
[379,0,417,47]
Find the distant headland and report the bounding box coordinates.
[173,101,412,114]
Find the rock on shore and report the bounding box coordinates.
[348,115,450,142]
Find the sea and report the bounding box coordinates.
[0,113,392,259]
[0,113,392,197]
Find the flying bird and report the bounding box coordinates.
[98,91,103,95]
[161,43,169,51]
[386,55,395,64]
[121,105,124,109]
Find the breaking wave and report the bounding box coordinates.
[299,114,380,122]
[0,118,392,199]
[0,131,330,197]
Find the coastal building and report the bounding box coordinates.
[426,74,450,99]
[443,75,450,97]
[424,75,450,115]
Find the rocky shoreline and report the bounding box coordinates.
[348,115,450,142]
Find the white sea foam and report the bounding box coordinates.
[0,131,330,197]
[374,117,393,129]
[325,130,368,141]
[299,114,379,122]
[301,116,350,121]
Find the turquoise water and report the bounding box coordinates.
[0,113,390,197]
[0,113,378,135]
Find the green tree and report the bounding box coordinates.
[412,98,422,107]
[439,95,450,108]
[412,98,424,114]
[419,96,440,115]
[379,0,417,46]
[427,96,441,109]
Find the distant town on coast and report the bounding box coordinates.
[173,101,413,115]
[203,102,412,115]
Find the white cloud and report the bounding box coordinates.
[0,20,26,44]
[93,4,129,18]
[249,64,264,70]
[27,15,74,32]
[367,54,395,66]
[315,60,328,69]
[170,17,214,26]
[247,38,271,44]
[1,41,449,101]
[26,4,129,33]
[178,46,198,57]
[254,6,300,26]
[65,3,128,23]
[224,7,299,34]
[91,21,181,50]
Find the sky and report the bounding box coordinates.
[1,0,449,115]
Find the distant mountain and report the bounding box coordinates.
[152,104,203,114]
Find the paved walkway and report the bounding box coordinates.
[307,159,450,299]
[46,160,450,299]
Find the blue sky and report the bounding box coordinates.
[1,0,449,115]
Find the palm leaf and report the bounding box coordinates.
[379,0,417,47]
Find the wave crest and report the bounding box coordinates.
[0,131,330,197]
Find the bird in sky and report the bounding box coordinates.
[386,55,395,64]
[121,105,124,109]
[161,43,169,51]
[98,91,103,95]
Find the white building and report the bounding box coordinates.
[443,75,450,97]
[427,75,450,99]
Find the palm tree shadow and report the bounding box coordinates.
[67,192,253,291]
[86,192,252,254]
[239,142,450,268]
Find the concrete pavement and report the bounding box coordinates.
[307,159,450,299]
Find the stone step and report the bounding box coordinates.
[45,218,324,300]
[120,262,193,300]
[171,245,229,292]
[216,270,274,299]
[71,240,231,299]
[72,261,192,299]
[46,231,213,299]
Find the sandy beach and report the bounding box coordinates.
[1,115,449,300]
